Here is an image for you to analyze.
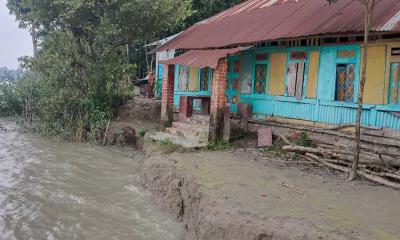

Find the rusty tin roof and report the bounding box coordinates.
[158,0,400,51]
[159,47,250,68]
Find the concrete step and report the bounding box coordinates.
[166,127,209,143]
[186,115,210,125]
[172,121,209,132]
[148,132,208,148]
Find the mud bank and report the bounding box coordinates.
[137,147,371,240]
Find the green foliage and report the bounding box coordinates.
[264,137,286,152]
[293,131,314,148]
[0,82,21,116]
[206,140,230,151]
[139,128,147,138]
[176,0,242,31]
[156,139,181,154]
[5,0,192,140]
[4,0,240,139]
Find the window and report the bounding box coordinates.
[253,52,268,94]
[240,55,253,94]
[335,63,355,102]
[392,48,400,56]
[254,64,267,94]
[390,63,400,104]
[200,68,211,91]
[285,51,307,100]
[178,65,189,91]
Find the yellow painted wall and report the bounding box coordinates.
[306,51,320,98]
[361,45,387,104]
[268,52,287,96]
[188,66,199,91]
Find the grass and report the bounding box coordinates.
[139,128,147,137]
[206,140,230,151]
[155,139,182,154]
[262,131,316,159]
[292,131,315,148]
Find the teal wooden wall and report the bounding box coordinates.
[226,44,400,130]
[173,65,212,108]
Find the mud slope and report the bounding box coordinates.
[137,149,370,240]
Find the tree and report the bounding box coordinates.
[327,0,379,180]
[7,0,50,58]
[6,0,192,138]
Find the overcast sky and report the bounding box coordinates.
[0,0,32,69]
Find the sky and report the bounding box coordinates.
[0,0,32,69]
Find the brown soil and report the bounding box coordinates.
[115,98,161,132]
[139,143,400,240]
[104,98,161,147]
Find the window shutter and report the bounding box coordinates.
[392,63,400,104]
[286,63,297,97]
[240,55,253,94]
[178,66,189,91]
[295,62,305,100]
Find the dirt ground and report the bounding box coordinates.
[123,99,400,239]
[156,148,400,240]
[113,98,161,132]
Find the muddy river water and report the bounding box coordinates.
[0,120,182,240]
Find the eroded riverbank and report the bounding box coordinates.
[0,120,182,240]
[2,116,400,240]
[139,144,400,240]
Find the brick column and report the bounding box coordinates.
[179,96,193,121]
[161,64,175,128]
[209,58,228,142]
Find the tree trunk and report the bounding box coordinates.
[349,7,373,181]
[30,23,39,59]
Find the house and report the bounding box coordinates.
[144,33,181,98]
[156,0,400,145]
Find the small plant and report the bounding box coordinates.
[293,131,314,147]
[206,140,230,151]
[139,128,147,137]
[264,137,286,152]
[156,139,181,154]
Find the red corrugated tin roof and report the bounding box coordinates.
[158,0,400,51]
[160,47,250,68]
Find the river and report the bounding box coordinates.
[0,120,182,240]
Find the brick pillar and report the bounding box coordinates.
[209,59,228,142]
[161,64,175,128]
[179,96,193,121]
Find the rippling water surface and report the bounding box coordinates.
[0,119,181,240]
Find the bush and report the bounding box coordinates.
[0,82,21,116]
[206,140,230,151]
[293,131,314,147]
[139,128,147,137]
[156,139,181,154]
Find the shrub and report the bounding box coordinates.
[293,131,314,147]
[139,128,147,137]
[156,139,181,154]
[206,140,230,151]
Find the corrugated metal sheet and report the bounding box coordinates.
[158,0,400,51]
[236,99,380,126]
[376,111,400,129]
[160,47,250,68]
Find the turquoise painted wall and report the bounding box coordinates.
[225,44,400,130]
[168,44,400,129]
[157,64,163,98]
[173,65,212,109]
